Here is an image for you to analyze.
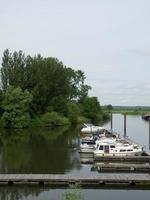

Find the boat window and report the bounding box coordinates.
[99,145,103,150]
[127,149,133,151]
[120,149,126,152]
[81,141,88,144]
[110,145,115,148]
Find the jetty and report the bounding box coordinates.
[0,174,150,186]
[94,162,150,173]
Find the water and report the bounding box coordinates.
[0,187,150,200]
[0,114,150,199]
[104,114,149,149]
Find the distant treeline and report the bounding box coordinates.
[102,105,150,115]
[0,49,109,128]
[112,106,150,110]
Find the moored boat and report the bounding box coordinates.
[79,135,98,153]
[81,123,104,133]
[94,137,144,157]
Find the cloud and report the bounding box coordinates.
[89,80,150,106]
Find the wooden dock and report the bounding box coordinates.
[0,174,150,186]
[94,155,150,163]
[94,163,150,173]
[79,152,150,163]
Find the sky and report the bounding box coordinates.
[0,0,150,106]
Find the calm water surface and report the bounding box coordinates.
[0,187,150,200]
[104,114,149,148]
[0,114,149,199]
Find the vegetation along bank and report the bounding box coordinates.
[0,49,109,128]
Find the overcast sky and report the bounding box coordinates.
[1,0,150,106]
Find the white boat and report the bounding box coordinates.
[79,143,96,153]
[79,135,98,153]
[81,123,104,133]
[94,138,144,157]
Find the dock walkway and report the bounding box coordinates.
[0,174,150,186]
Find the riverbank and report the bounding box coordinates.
[103,109,150,115]
[111,110,150,115]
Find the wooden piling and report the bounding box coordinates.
[110,113,113,131]
[149,117,150,150]
[124,114,126,137]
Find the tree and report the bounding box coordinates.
[66,68,91,102]
[65,102,80,124]
[1,49,11,90]
[27,56,70,114]
[82,97,102,124]
[1,49,26,90]
[2,86,33,128]
[107,104,113,112]
[0,49,100,125]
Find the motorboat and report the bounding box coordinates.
[94,137,144,157]
[79,128,119,153]
[79,135,98,153]
[81,123,104,133]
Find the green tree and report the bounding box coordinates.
[1,49,26,90]
[27,56,70,114]
[65,102,80,124]
[0,49,104,126]
[2,86,33,128]
[82,96,102,124]
[1,49,11,90]
[107,104,113,112]
[66,68,91,102]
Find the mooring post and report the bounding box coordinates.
[110,112,113,131]
[149,117,150,150]
[124,114,126,137]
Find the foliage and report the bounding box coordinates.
[0,49,109,128]
[41,112,70,126]
[0,89,4,116]
[76,116,89,124]
[107,104,113,111]
[66,68,91,102]
[1,86,32,128]
[65,102,81,124]
[82,96,103,124]
[1,50,91,115]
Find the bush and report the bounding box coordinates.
[1,86,32,128]
[41,112,70,126]
[76,116,89,124]
[66,102,80,124]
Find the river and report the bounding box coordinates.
[0,114,150,199]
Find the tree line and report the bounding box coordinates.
[0,49,109,128]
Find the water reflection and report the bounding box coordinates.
[0,114,149,174]
[0,187,150,200]
[0,115,150,199]
[0,126,81,174]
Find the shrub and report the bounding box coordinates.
[66,102,80,124]
[41,112,70,126]
[2,86,32,128]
